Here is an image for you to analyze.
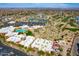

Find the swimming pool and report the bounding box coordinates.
[15,29,27,33]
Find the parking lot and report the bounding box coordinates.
[0,41,28,56]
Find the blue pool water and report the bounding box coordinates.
[15,29,27,33]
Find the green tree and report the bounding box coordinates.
[25,30,34,36]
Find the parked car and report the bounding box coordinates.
[77,43,79,53]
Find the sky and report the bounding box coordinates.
[0,3,79,8]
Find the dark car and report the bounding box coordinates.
[77,43,79,53]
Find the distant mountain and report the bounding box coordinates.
[0,8,79,10]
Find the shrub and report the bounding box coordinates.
[58,47,63,52]
[25,30,34,36]
[37,50,45,56]
[45,52,51,56]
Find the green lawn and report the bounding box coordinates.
[65,28,79,32]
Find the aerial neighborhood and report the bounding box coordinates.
[0,8,79,56]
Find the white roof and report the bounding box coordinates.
[8,21,15,24]
[14,34,26,39]
[6,36,21,43]
[0,26,15,33]
[20,25,43,29]
[5,32,18,37]
[31,38,53,52]
[23,36,35,47]
[31,25,43,29]
[6,32,54,52]
[20,25,29,29]
[25,36,35,41]
[19,41,25,45]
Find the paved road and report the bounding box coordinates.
[71,37,79,56]
[0,41,28,56]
